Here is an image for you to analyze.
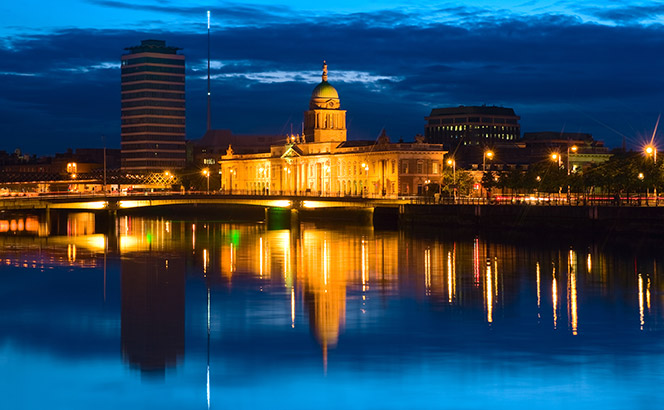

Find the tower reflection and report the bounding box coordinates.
[119,217,185,376]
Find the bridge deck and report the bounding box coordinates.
[0,193,408,211]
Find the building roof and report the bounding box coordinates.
[428,106,517,117]
[522,132,593,142]
[125,39,181,55]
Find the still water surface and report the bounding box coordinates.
[1,213,663,409]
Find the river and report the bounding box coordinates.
[0,212,662,409]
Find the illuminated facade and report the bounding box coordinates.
[121,40,186,172]
[219,63,446,197]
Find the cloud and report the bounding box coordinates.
[578,2,664,24]
[0,6,663,154]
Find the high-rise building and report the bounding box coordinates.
[424,106,520,149]
[121,39,186,172]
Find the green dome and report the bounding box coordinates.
[311,81,339,100]
[309,62,341,109]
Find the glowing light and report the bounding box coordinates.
[424,248,431,296]
[259,237,263,278]
[271,200,291,208]
[569,250,578,335]
[67,243,76,263]
[203,248,209,275]
[291,287,295,328]
[361,239,367,292]
[207,10,210,30]
[552,267,558,330]
[473,237,480,286]
[206,286,210,410]
[647,277,651,311]
[323,239,329,286]
[486,262,493,324]
[118,200,141,208]
[447,250,456,303]
[536,262,541,320]
[587,253,592,273]
[230,242,235,273]
[639,274,645,330]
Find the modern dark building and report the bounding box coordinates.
[425,106,520,150]
[121,39,186,172]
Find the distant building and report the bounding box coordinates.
[425,106,520,149]
[459,132,610,172]
[522,132,610,171]
[189,129,286,169]
[121,39,186,172]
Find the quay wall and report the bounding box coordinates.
[399,204,664,236]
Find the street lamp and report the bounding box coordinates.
[645,145,657,163]
[567,145,578,175]
[483,150,494,172]
[551,153,562,168]
[447,158,456,185]
[202,168,210,192]
[361,163,369,196]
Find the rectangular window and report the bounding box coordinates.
[401,161,408,174]
[432,162,439,174]
[416,161,424,174]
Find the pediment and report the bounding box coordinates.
[281,145,303,158]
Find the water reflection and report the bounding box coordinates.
[2,212,664,408]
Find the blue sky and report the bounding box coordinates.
[1,0,663,154]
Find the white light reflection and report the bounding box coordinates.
[494,256,499,297]
[486,261,493,324]
[323,239,329,287]
[291,286,295,328]
[230,242,235,273]
[259,237,263,279]
[552,266,558,330]
[639,274,645,330]
[568,250,578,335]
[206,286,210,409]
[203,248,209,275]
[536,262,541,314]
[473,237,480,286]
[447,250,454,303]
[361,239,367,292]
[424,248,431,296]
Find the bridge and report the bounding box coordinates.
[0,192,410,230]
[3,192,664,237]
[0,192,408,211]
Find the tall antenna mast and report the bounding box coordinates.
[207,10,211,131]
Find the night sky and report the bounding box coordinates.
[1,1,663,155]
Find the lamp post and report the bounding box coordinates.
[203,168,210,193]
[361,162,369,196]
[645,145,657,163]
[567,145,577,175]
[447,158,456,185]
[645,145,658,205]
[483,150,494,172]
[551,153,561,168]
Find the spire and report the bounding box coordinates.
[322,60,328,82]
[206,10,211,131]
